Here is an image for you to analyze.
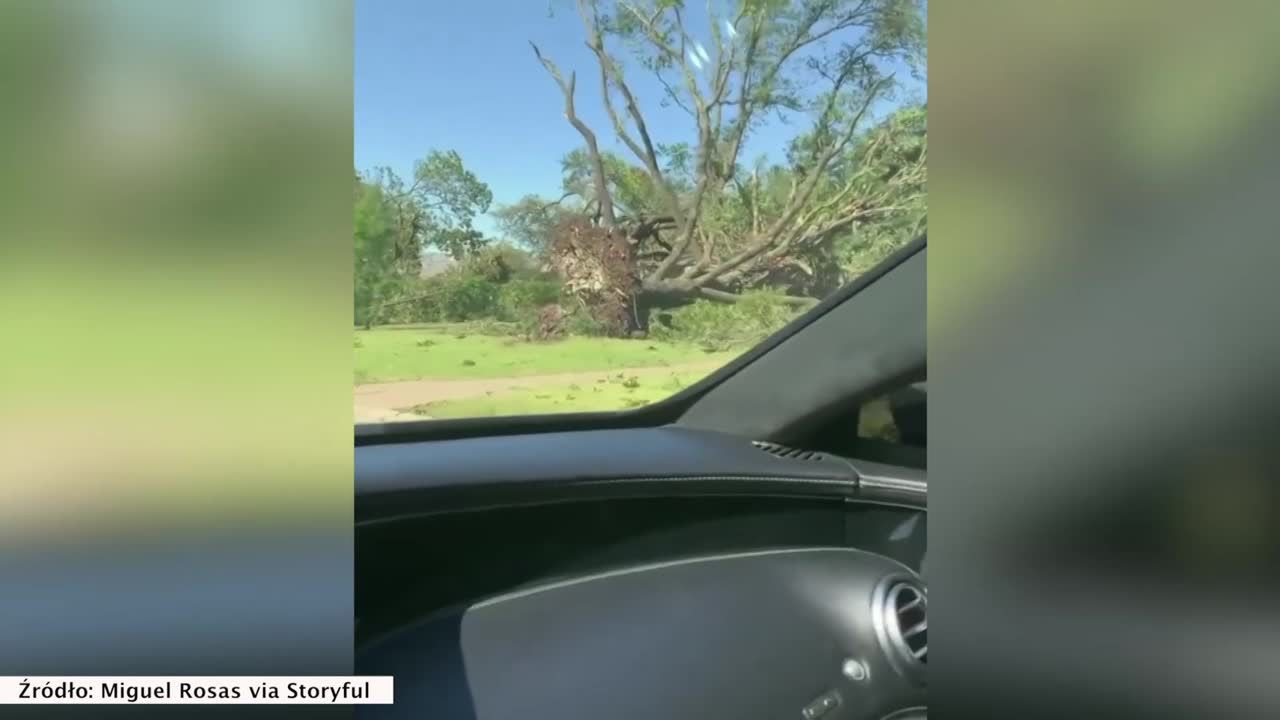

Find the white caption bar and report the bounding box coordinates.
[0,677,394,705]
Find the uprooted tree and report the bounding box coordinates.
[526,0,926,335]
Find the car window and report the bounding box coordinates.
[858,394,902,443]
[854,383,926,468]
[354,1,927,423]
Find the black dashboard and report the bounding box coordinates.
[355,426,927,720]
[356,426,924,519]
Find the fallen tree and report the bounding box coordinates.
[527,0,926,334]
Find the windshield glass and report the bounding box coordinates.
[354,0,927,424]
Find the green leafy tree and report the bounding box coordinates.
[830,104,926,277]
[462,242,545,283]
[493,194,577,259]
[353,177,404,327]
[371,150,494,266]
[709,103,927,297]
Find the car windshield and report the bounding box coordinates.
[354,0,927,424]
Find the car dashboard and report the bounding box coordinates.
[355,427,926,720]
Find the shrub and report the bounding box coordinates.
[436,273,501,321]
[470,319,520,336]
[377,267,558,326]
[515,303,612,341]
[650,291,801,351]
[462,243,542,283]
[565,309,612,337]
[498,279,562,322]
[360,251,561,327]
[526,304,568,340]
[368,272,501,324]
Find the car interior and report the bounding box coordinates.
[354,237,927,720]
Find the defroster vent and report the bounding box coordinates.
[751,441,826,462]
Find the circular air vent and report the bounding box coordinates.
[873,577,927,680]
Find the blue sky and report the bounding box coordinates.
[355,0,924,237]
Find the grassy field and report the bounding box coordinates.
[354,325,735,384]
[411,368,710,418]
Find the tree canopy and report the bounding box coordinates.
[353,176,402,327]
[370,150,494,264]
[354,150,494,325]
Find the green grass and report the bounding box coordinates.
[409,369,711,418]
[356,321,518,334]
[355,328,736,384]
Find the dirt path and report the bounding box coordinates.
[354,361,724,423]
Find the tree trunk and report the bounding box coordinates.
[633,280,700,333]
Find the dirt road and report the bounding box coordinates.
[354,361,723,423]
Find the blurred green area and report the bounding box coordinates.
[933,6,1280,716]
[0,1,352,543]
[931,0,1280,337]
[931,0,1280,555]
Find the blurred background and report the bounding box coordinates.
[0,1,352,716]
[932,1,1280,718]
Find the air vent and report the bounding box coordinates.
[891,582,927,664]
[751,441,826,462]
[873,577,927,681]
